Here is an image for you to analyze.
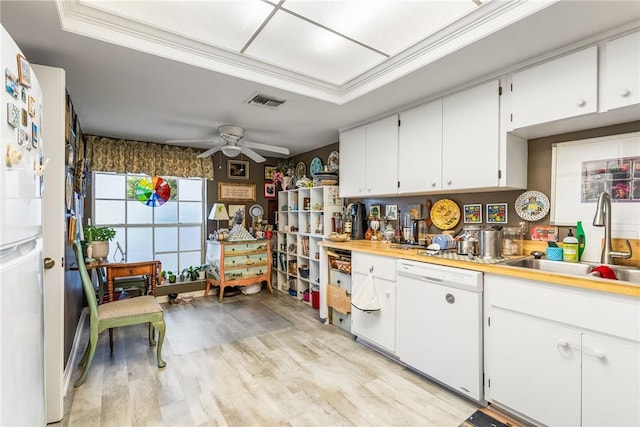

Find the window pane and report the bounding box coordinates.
[178,179,202,201]
[180,226,201,251]
[155,227,177,252]
[179,201,203,223]
[126,175,147,200]
[156,253,177,274]
[155,201,178,224]
[94,174,125,199]
[127,200,153,224]
[126,227,154,262]
[179,251,202,271]
[94,200,126,225]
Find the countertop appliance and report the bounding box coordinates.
[0,25,46,426]
[348,202,367,240]
[396,259,484,401]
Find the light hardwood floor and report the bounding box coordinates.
[57,291,478,426]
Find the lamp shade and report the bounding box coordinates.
[209,203,229,221]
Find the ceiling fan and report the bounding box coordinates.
[166,125,290,163]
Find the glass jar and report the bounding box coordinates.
[502,226,524,256]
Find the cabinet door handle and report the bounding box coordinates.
[576,98,586,107]
[447,180,452,185]
[557,338,569,347]
[619,88,630,97]
[593,349,606,359]
[431,182,437,187]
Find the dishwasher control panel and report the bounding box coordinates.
[397,259,483,291]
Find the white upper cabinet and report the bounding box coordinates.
[339,115,398,198]
[442,79,502,191]
[510,46,598,128]
[339,125,366,197]
[365,115,399,196]
[398,99,442,194]
[605,31,640,110]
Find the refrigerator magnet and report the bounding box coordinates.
[31,123,38,148]
[28,96,36,117]
[18,129,28,146]
[17,54,31,88]
[7,103,19,127]
[5,68,18,98]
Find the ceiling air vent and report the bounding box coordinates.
[245,92,286,110]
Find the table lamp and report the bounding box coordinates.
[209,203,229,235]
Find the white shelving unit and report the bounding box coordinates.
[275,186,342,306]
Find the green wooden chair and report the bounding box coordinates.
[73,241,166,386]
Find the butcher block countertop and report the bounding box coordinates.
[319,240,640,297]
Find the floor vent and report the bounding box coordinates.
[245,92,286,110]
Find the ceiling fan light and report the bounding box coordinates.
[221,145,242,157]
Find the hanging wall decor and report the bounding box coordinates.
[136,176,171,207]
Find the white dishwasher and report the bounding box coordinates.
[396,259,483,402]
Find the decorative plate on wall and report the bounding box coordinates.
[515,190,550,221]
[296,161,306,178]
[309,157,322,177]
[430,199,461,230]
[327,151,339,172]
[249,203,264,220]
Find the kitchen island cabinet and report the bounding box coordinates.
[350,253,397,354]
[483,273,640,427]
[339,115,398,198]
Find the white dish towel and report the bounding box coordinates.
[351,272,381,312]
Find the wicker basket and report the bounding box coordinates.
[329,257,351,274]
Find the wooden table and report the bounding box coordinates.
[104,260,161,302]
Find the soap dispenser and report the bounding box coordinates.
[563,229,579,262]
[576,221,586,260]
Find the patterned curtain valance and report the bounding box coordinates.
[84,135,214,180]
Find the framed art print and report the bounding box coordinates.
[227,160,249,180]
[264,165,276,180]
[463,204,482,223]
[17,54,31,88]
[486,203,507,223]
[385,205,398,220]
[264,182,276,199]
[369,205,381,219]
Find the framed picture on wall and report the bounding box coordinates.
[264,182,276,198]
[264,165,276,180]
[228,204,245,226]
[17,54,31,88]
[486,203,507,223]
[228,160,249,180]
[463,204,482,223]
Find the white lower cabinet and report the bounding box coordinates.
[582,334,640,427]
[484,274,640,427]
[350,254,397,354]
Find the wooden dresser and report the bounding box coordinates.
[205,240,272,302]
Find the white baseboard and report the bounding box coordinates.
[62,308,88,396]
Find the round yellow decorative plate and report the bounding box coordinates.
[430,199,461,230]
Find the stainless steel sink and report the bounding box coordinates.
[501,258,593,275]
[500,257,640,284]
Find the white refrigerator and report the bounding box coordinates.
[0,25,46,426]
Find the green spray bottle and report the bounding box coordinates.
[576,221,586,261]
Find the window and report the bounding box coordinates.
[92,172,205,273]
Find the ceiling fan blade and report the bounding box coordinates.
[197,146,222,158]
[243,141,290,155]
[166,139,222,144]
[240,147,266,163]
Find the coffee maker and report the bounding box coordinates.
[347,202,368,240]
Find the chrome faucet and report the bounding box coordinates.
[592,192,632,265]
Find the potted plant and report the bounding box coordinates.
[83,225,116,259]
[165,271,177,283]
[184,266,200,281]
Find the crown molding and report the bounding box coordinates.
[56,0,556,105]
